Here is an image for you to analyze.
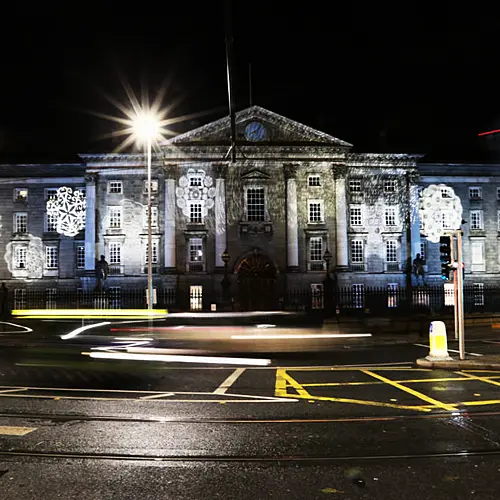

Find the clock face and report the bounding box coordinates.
[244,121,267,141]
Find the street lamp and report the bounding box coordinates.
[323,249,332,314]
[221,248,231,301]
[132,111,160,310]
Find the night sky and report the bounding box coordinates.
[1,2,499,163]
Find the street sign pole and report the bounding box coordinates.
[456,228,465,360]
[451,232,458,341]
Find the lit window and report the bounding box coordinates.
[14,247,27,269]
[386,240,397,262]
[470,210,483,230]
[190,285,203,311]
[188,238,204,272]
[45,246,58,269]
[473,283,484,306]
[349,179,362,193]
[384,179,396,193]
[76,246,85,269]
[246,187,265,221]
[14,213,27,233]
[189,202,203,223]
[351,240,364,263]
[309,237,324,271]
[469,187,482,200]
[108,206,122,229]
[189,177,202,187]
[144,179,159,193]
[350,206,362,226]
[308,200,323,223]
[144,241,159,264]
[109,242,121,264]
[387,283,398,308]
[143,206,158,227]
[108,181,122,194]
[352,284,364,308]
[14,188,28,202]
[471,240,484,265]
[308,175,321,187]
[311,283,324,309]
[46,188,58,201]
[385,207,396,226]
[46,212,57,232]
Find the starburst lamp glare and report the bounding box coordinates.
[132,112,160,142]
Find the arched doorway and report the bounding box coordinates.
[236,250,277,311]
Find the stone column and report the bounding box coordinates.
[215,164,228,268]
[84,175,96,270]
[284,164,299,270]
[410,183,421,260]
[164,178,176,269]
[334,168,348,270]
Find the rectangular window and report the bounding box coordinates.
[14,289,27,310]
[420,240,426,261]
[308,200,323,223]
[46,288,57,309]
[384,179,396,193]
[14,188,28,202]
[188,238,204,272]
[442,212,453,229]
[46,212,57,232]
[444,282,455,307]
[440,187,452,199]
[350,206,362,226]
[309,237,324,271]
[109,242,121,264]
[143,206,158,227]
[385,207,396,226]
[473,283,485,306]
[469,187,482,200]
[144,179,159,193]
[352,284,364,309]
[108,181,122,194]
[471,240,484,265]
[311,283,324,309]
[470,210,483,230]
[189,176,202,187]
[386,240,397,262]
[14,247,27,269]
[14,213,27,233]
[144,241,159,264]
[246,187,265,221]
[387,283,398,308]
[109,287,122,309]
[76,246,85,269]
[349,179,362,192]
[308,175,321,187]
[189,202,203,223]
[108,206,122,229]
[45,246,58,269]
[46,188,58,201]
[351,240,364,263]
[190,285,203,311]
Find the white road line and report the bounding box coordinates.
[0,321,33,334]
[0,426,36,436]
[0,388,27,394]
[414,343,483,357]
[60,321,111,340]
[481,340,500,345]
[140,392,175,400]
[214,368,246,394]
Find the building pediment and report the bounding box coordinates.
[163,105,352,148]
[241,168,271,181]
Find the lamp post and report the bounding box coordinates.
[221,248,231,302]
[323,249,332,314]
[132,112,159,310]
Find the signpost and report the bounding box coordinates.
[419,184,465,360]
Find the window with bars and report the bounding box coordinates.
[350,206,362,226]
[109,287,122,309]
[14,289,27,310]
[45,188,58,201]
[351,240,364,263]
[144,240,159,264]
[386,240,397,262]
[14,188,28,202]
[469,187,482,199]
[246,187,265,221]
[76,246,85,269]
[143,206,158,227]
[190,285,203,311]
[308,200,323,223]
[420,240,427,261]
[471,240,484,265]
[308,175,321,187]
[46,212,57,232]
[188,238,204,272]
[384,179,396,193]
[46,288,57,309]
[189,203,203,223]
[189,176,202,187]
[311,283,324,309]
[442,212,453,229]
[108,206,122,229]
[45,246,58,269]
[473,283,485,306]
[385,207,396,226]
[387,283,398,308]
[14,247,27,269]
[144,179,159,193]
[352,284,364,308]
[108,181,122,194]
[309,237,324,271]
[470,210,483,230]
[349,179,362,192]
[14,213,27,233]
[109,242,121,264]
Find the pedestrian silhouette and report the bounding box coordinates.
[95,255,109,291]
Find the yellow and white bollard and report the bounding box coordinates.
[426,321,453,361]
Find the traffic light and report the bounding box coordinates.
[439,235,452,281]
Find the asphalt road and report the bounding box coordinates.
[2,318,500,499]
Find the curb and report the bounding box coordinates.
[416,357,500,370]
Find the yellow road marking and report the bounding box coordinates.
[0,426,36,436]
[301,376,475,387]
[457,371,500,388]
[362,370,456,412]
[460,400,500,406]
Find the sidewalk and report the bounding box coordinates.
[416,355,500,370]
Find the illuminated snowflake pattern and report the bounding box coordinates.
[46,187,86,237]
[176,168,216,219]
[419,184,463,243]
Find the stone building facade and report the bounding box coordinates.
[0,106,499,310]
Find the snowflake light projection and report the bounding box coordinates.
[419,184,463,242]
[176,169,216,219]
[46,187,86,237]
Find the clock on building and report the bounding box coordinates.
[244,121,267,141]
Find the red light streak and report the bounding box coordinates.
[478,129,500,137]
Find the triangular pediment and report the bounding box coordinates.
[241,168,271,180]
[163,105,352,147]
